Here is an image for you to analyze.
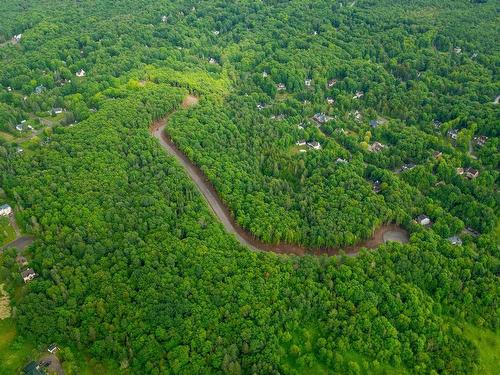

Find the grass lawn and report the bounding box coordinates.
[463,324,500,375]
[0,131,15,142]
[0,318,36,375]
[0,217,16,246]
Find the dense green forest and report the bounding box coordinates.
[0,0,498,374]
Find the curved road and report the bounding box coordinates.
[151,96,408,256]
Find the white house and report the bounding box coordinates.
[21,269,37,283]
[296,140,306,146]
[276,83,286,91]
[76,69,86,77]
[307,141,321,150]
[447,236,462,246]
[416,214,431,226]
[305,79,312,87]
[353,91,364,99]
[326,97,335,105]
[161,15,168,23]
[0,204,12,216]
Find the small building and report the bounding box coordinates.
[16,255,28,267]
[447,236,462,246]
[368,142,385,153]
[12,34,22,43]
[456,167,464,175]
[353,110,362,121]
[52,108,63,115]
[433,150,442,158]
[369,119,380,128]
[447,129,458,140]
[336,158,348,164]
[212,30,220,36]
[296,140,306,146]
[373,180,382,194]
[276,83,286,91]
[21,269,37,283]
[270,114,285,121]
[471,52,478,59]
[0,204,12,216]
[327,79,337,88]
[7,86,12,92]
[473,135,488,147]
[326,97,335,105]
[312,112,332,124]
[307,141,321,150]
[464,167,479,179]
[401,163,416,172]
[433,120,442,129]
[76,69,86,77]
[416,214,431,226]
[353,91,364,99]
[161,15,168,23]
[208,57,217,64]
[47,343,59,354]
[262,71,268,78]
[256,103,266,111]
[16,124,24,132]
[34,85,45,94]
[453,47,462,54]
[305,79,312,87]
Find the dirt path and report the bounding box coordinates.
[151,95,409,256]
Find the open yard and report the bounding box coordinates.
[0,284,11,319]
[0,318,35,375]
[0,217,16,246]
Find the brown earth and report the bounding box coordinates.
[151,95,409,256]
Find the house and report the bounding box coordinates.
[161,15,168,23]
[433,120,442,129]
[368,142,385,153]
[17,147,24,153]
[276,83,286,91]
[433,150,443,158]
[353,91,364,99]
[0,204,12,216]
[262,71,268,78]
[16,124,24,132]
[27,125,33,130]
[473,135,488,147]
[12,34,22,43]
[447,236,462,246]
[327,79,337,88]
[464,167,479,179]
[51,108,63,115]
[256,103,266,111]
[296,140,306,146]
[373,180,382,193]
[416,214,431,226]
[34,85,45,94]
[23,361,44,375]
[76,69,86,77]
[354,110,362,121]
[270,114,285,121]
[401,163,416,172]
[336,158,348,164]
[305,79,312,87]
[47,343,59,354]
[369,119,380,128]
[208,57,217,64]
[303,100,310,105]
[312,112,332,124]
[307,141,321,150]
[326,97,335,105]
[453,47,462,54]
[447,129,458,140]
[16,255,28,267]
[471,52,478,59]
[212,30,220,36]
[7,86,12,92]
[21,269,37,283]
[456,167,464,175]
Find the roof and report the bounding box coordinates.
[0,204,11,210]
[417,214,429,221]
[23,361,44,375]
[21,269,36,278]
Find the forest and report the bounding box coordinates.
[0,0,498,374]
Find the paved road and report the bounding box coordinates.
[150,96,409,256]
[0,235,34,252]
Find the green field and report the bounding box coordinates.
[0,318,36,375]
[0,217,16,246]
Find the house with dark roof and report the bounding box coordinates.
[23,361,45,375]
[312,113,332,125]
[369,119,380,128]
[373,180,382,194]
[464,167,479,179]
[327,79,337,88]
